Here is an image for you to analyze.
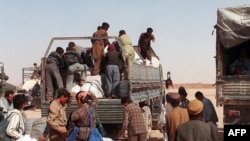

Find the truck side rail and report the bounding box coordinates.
[44,36,118,57]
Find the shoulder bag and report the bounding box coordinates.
[0,112,20,141]
[94,110,107,137]
[66,126,79,141]
[88,106,103,141]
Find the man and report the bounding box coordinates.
[176,99,218,141]
[166,92,189,141]
[47,88,72,141]
[0,90,14,121]
[195,91,219,131]
[0,90,14,114]
[159,93,172,141]
[30,63,40,79]
[90,22,110,75]
[138,27,155,64]
[5,94,28,140]
[67,91,97,140]
[63,41,88,90]
[118,30,135,63]
[230,47,250,75]
[178,86,190,108]
[45,47,65,101]
[104,44,122,98]
[121,97,147,141]
[165,71,174,89]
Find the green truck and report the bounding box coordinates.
[215,5,250,125]
[39,36,165,140]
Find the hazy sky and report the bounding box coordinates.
[1,0,249,85]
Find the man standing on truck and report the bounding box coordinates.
[121,97,147,141]
[138,27,155,64]
[104,44,122,99]
[30,63,40,79]
[63,42,88,90]
[90,22,110,75]
[118,30,135,63]
[45,47,65,101]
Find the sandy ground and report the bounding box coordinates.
[24,86,224,141]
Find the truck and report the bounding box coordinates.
[0,62,13,97]
[39,36,165,140]
[0,62,7,97]
[215,4,250,125]
[20,66,41,109]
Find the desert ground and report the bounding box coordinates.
[24,83,223,141]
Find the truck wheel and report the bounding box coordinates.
[142,106,152,140]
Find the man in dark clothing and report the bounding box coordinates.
[165,71,174,89]
[45,47,64,101]
[138,27,155,63]
[104,44,122,98]
[63,42,88,90]
[195,91,219,131]
[178,86,190,108]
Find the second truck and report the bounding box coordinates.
[215,4,250,125]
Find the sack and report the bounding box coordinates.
[16,135,37,141]
[68,63,88,74]
[103,137,114,141]
[97,123,107,137]
[88,128,103,141]
[89,104,106,136]
[0,113,19,141]
[67,126,79,141]
[0,119,14,141]
[81,82,104,98]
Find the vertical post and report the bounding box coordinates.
[22,68,24,84]
[40,57,46,102]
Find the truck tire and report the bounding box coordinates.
[142,106,152,140]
